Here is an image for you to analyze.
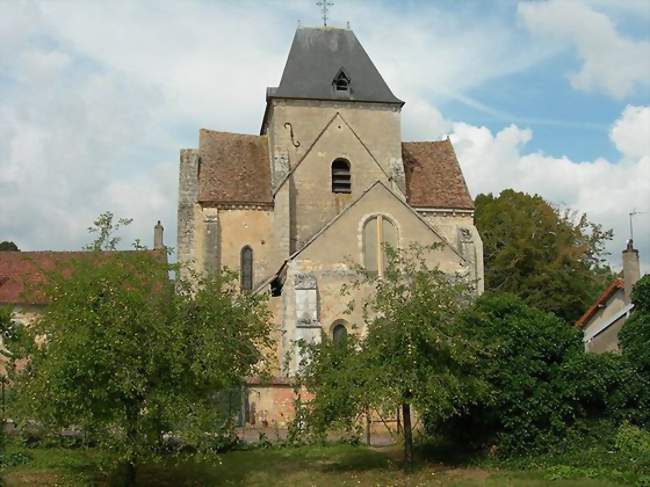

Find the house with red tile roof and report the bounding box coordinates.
[577,240,642,353]
[0,224,166,374]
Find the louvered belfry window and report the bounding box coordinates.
[331,158,351,193]
[240,246,253,291]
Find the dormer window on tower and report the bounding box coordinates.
[331,158,351,193]
[333,69,350,93]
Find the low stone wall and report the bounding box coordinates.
[243,382,410,445]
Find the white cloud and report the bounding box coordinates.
[452,105,650,272]
[518,0,650,98]
[610,105,650,160]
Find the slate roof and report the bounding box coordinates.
[402,139,474,210]
[576,278,625,329]
[198,130,273,205]
[0,250,163,305]
[269,27,403,105]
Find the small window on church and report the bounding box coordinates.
[240,246,253,291]
[333,70,350,92]
[332,158,351,193]
[333,323,348,344]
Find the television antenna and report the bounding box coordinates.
[628,209,645,245]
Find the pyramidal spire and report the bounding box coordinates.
[267,27,403,106]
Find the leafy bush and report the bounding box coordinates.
[0,450,32,468]
[447,293,648,454]
[616,423,650,463]
[620,275,650,376]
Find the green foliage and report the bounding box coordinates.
[616,423,650,464]
[12,251,272,482]
[297,245,489,463]
[450,293,649,453]
[0,241,19,251]
[2,305,31,454]
[620,275,650,375]
[295,334,367,442]
[474,189,614,322]
[1,305,32,367]
[0,449,32,468]
[84,211,134,251]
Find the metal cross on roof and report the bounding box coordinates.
[316,0,334,27]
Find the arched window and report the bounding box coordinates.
[332,323,348,344]
[240,246,253,291]
[331,158,351,193]
[363,215,397,275]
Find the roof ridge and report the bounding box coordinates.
[402,139,451,145]
[0,250,158,255]
[200,129,265,138]
[576,277,625,327]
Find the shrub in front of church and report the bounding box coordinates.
[447,293,649,455]
[10,252,272,486]
[295,244,491,466]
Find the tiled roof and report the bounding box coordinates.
[402,139,474,210]
[0,250,162,305]
[198,130,273,205]
[576,278,625,329]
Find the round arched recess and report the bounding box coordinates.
[330,320,349,344]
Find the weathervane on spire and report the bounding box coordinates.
[316,0,334,27]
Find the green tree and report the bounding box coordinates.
[474,189,613,322]
[13,252,272,485]
[620,275,650,376]
[0,241,19,251]
[297,245,489,465]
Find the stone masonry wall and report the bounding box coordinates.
[177,149,200,281]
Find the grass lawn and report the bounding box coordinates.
[0,443,640,486]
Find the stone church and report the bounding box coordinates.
[177,26,484,426]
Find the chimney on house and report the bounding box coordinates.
[153,220,164,250]
[622,239,640,304]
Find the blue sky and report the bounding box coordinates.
[0,0,648,272]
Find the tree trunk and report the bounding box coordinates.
[124,461,136,487]
[124,406,138,486]
[366,404,371,446]
[402,402,413,467]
